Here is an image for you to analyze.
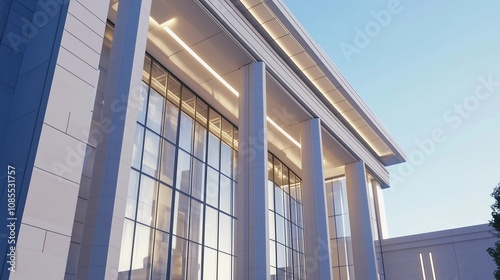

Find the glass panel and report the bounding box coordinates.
[268,181,274,212]
[218,252,232,280]
[207,132,220,169]
[297,203,303,228]
[131,125,144,169]
[125,170,140,219]
[147,89,164,133]
[142,130,160,177]
[232,151,238,181]
[220,142,232,177]
[196,99,208,126]
[282,166,289,194]
[151,62,167,95]
[206,167,219,208]
[181,87,196,118]
[290,199,297,225]
[289,172,297,200]
[269,211,275,241]
[178,112,194,153]
[189,199,204,243]
[338,238,348,266]
[219,213,232,254]
[187,242,202,280]
[275,186,284,216]
[276,215,285,244]
[330,240,339,267]
[221,118,233,146]
[160,140,175,186]
[205,206,218,249]
[137,176,158,227]
[143,56,151,83]
[152,230,170,280]
[131,224,154,279]
[328,216,336,239]
[219,175,232,214]
[268,154,274,181]
[163,100,179,144]
[118,219,134,279]
[137,83,148,124]
[233,128,238,151]
[167,75,181,105]
[274,158,283,187]
[156,183,172,232]
[276,243,286,270]
[173,192,190,238]
[175,150,191,194]
[326,182,334,216]
[193,122,207,161]
[170,237,188,280]
[270,240,276,267]
[191,159,205,201]
[208,109,221,136]
[203,247,218,280]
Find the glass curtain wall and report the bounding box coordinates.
[117,54,238,280]
[326,178,354,280]
[267,153,306,280]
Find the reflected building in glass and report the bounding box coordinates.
[0,1,406,280]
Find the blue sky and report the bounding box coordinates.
[284,0,500,237]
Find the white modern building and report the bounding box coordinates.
[382,224,496,280]
[0,0,494,279]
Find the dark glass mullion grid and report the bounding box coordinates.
[268,153,304,280]
[122,56,154,280]
[121,54,239,280]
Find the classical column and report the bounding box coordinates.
[301,118,333,280]
[77,0,151,279]
[236,61,270,280]
[345,161,379,279]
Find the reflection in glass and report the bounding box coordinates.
[178,112,194,153]
[193,122,207,161]
[219,175,232,214]
[218,252,232,280]
[163,101,179,144]
[137,83,148,124]
[125,170,140,219]
[203,247,217,280]
[137,176,158,227]
[118,219,135,278]
[220,142,232,177]
[206,167,219,208]
[205,207,218,249]
[156,184,172,232]
[173,192,190,239]
[142,130,160,177]
[187,242,202,280]
[167,75,181,105]
[152,230,170,280]
[170,237,188,280]
[207,133,220,169]
[175,150,191,194]
[219,213,232,254]
[147,89,164,133]
[189,199,204,243]
[131,125,144,169]
[160,140,175,186]
[191,159,205,201]
[131,224,154,279]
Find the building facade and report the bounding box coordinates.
[382,224,496,280]
[0,0,408,279]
